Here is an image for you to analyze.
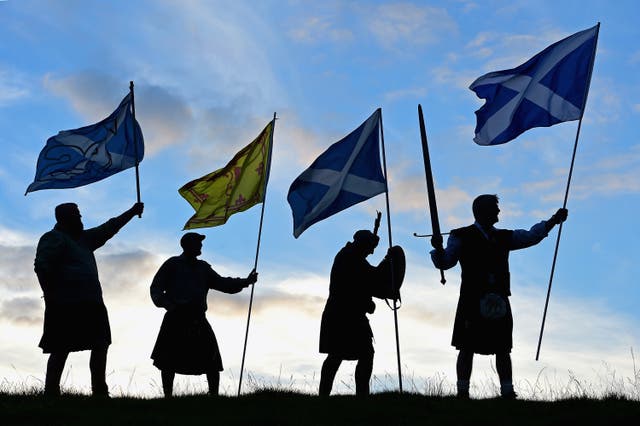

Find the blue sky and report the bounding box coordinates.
[1,0,639,398]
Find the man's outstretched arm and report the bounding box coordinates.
[511,208,568,250]
[86,202,144,249]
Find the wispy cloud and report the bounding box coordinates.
[431,65,479,91]
[464,27,580,73]
[288,15,353,44]
[383,87,428,103]
[0,68,29,106]
[519,146,640,203]
[365,4,458,50]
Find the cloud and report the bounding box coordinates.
[0,240,39,293]
[98,249,164,300]
[365,4,458,50]
[0,68,29,106]
[388,172,472,222]
[431,66,480,91]
[208,286,326,318]
[465,28,577,73]
[383,87,428,103]
[273,115,325,171]
[42,72,193,155]
[0,296,42,326]
[137,1,283,103]
[184,101,273,170]
[583,77,623,125]
[519,146,640,202]
[1,246,638,398]
[460,1,479,13]
[287,16,353,44]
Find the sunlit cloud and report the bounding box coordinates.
[0,296,42,326]
[1,239,638,398]
[0,242,39,293]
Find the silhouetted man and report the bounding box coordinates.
[34,202,144,397]
[430,194,567,399]
[150,232,257,397]
[319,229,395,396]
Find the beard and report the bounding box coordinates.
[62,219,84,237]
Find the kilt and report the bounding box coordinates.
[451,294,513,355]
[319,309,374,361]
[39,301,111,353]
[151,310,223,374]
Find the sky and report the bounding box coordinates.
[1,0,639,399]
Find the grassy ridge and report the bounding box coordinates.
[2,390,640,426]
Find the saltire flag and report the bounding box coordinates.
[287,109,386,238]
[179,120,274,230]
[470,24,599,146]
[26,93,144,194]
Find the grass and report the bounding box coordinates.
[1,389,639,426]
[3,356,640,425]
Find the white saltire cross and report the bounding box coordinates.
[472,27,596,145]
[294,111,385,237]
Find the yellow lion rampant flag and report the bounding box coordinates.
[179,120,274,229]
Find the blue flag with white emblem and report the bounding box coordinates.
[26,92,144,194]
[470,24,599,146]
[287,109,386,238]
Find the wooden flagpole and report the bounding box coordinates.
[378,108,403,393]
[536,23,600,360]
[238,112,276,395]
[129,81,142,217]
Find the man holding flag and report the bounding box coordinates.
[177,117,275,395]
[29,84,145,397]
[34,201,143,397]
[149,233,257,397]
[431,195,567,399]
[467,24,598,359]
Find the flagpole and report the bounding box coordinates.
[378,108,403,393]
[238,112,276,395]
[536,23,600,360]
[129,81,142,217]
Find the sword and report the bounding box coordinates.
[418,104,446,285]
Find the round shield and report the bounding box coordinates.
[372,245,406,300]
